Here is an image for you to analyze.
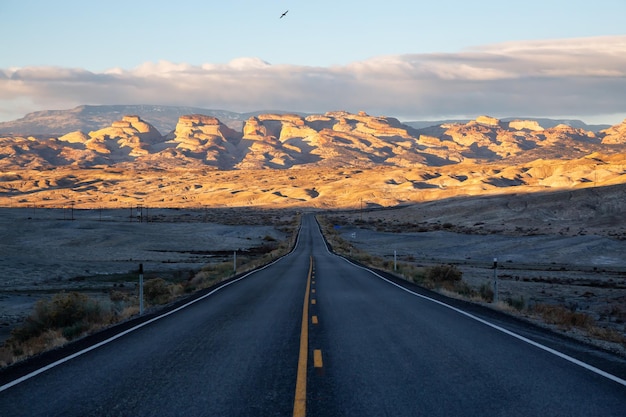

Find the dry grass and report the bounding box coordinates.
[319,215,491,301]
[531,303,596,330]
[527,303,626,347]
[1,292,114,366]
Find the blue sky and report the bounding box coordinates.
[1,0,625,124]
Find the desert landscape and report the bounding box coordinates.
[1,109,625,210]
[321,184,626,355]
[2,185,625,358]
[1,107,626,360]
[0,207,296,345]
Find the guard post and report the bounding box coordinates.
[493,257,498,303]
[139,263,144,315]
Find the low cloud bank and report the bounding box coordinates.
[2,36,625,123]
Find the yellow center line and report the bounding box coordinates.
[311,299,316,305]
[313,349,323,368]
[312,315,318,325]
[293,256,313,417]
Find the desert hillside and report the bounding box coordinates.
[0,110,625,209]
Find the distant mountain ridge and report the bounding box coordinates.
[404,118,611,132]
[0,105,611,136]
[0,105,308,136]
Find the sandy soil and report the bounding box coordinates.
[0,207,290,343]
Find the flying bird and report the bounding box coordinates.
[280,10,288,18]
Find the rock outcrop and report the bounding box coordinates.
[2,111,626,209]
[474,115,501,127]
[84,115,163,158]
[167,114,241,168]
[509,120,543,131]
[58,131,90,144]
[1,111,625,173]
[600,119,626,144]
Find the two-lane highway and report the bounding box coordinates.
[1,214,625,416]
[305,216,626,416]
[0,219,316,416]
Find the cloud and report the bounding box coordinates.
[1,35,625,123]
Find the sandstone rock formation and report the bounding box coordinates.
[166,114,241,168]
[58,115,164,160]
[600,119,626,144]
[474,115,501,127]
[1,111,626,209]
[508,120,543,131]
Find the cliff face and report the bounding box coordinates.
[436,117,602,161]
[164,114,241,168]
[85,115,163,158]
[1,112,625,171]
[0,115,164,169]
[508,120,543,131]
[600,119,626,144]
[1,111,626,209]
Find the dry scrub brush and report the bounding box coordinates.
[317,216,488,303]
[529,303,626,348]
[316,215,386,267]
[10,292,112,343]
[144,278,184,305]
[1,292,114,366]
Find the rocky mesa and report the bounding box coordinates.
[0,111,625,208]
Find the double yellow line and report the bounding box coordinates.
[293,256,314,417]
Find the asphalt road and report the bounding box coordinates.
[1,214,626,416]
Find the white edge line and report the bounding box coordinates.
[318,221,626,387]
[1,222,304,393]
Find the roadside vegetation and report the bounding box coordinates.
[317,214,626,352]
[319,215,485,297]
[0,215,300,368]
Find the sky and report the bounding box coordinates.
[1,0,625,124]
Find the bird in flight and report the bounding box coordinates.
[280,10,289,18]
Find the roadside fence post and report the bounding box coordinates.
[139,263,144,315]
[493,257,498,304]
[394,250,397,271]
